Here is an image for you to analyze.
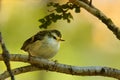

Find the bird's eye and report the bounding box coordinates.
[53,36,57,40]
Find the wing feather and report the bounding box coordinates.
[21,30,49,51]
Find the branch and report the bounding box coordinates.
[0,32,15,80]
[69,0,120,40]
[0,65,39,80]
[0,54,120,79]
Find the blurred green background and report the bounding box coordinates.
[1,0,120,80]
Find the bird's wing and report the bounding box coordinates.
[21,36,35,51]
[21,30,48,51]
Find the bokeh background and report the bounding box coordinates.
[0,0,120,80]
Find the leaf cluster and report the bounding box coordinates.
[39,2,81,29]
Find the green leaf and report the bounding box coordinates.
[68,3,74,9]
[39,2,76,29]
[55,14,62,20]
[53,3,59,7]
[49,13,57,22]
[67,18,71,23]
[39,19,45,23]
[61,4,69,9]
[49,13,55,18]
[52,18,57,22]
[39,24,47,29]
[55,6,63,13]
[46,20,52,26]
[68,13,73,19]
[47,2,54,6]
[63,13,68,19]
[75,7,80,13]
[45,16,51,21]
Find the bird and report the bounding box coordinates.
[21,29,64,60]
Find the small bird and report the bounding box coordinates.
[21,29,64,59]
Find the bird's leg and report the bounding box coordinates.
[51,59,58,63]
[28,51,32,61]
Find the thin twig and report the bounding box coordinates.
[0,54,120,79]
[0,32,15,80]
[0,65,39,80]
[69,0,120,40]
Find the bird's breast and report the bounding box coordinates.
[28,37,60,59]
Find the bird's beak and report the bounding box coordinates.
[58,38,65,41]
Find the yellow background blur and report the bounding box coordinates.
[0,0,120,80]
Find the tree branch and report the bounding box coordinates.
[0,65,39,80]
[69,0,120,40]
[0,32,15,80]
[0,54,120,79]
[0,0,120,80]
